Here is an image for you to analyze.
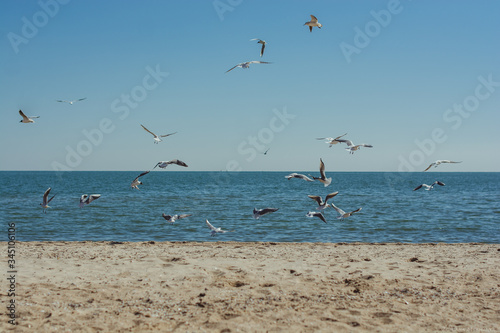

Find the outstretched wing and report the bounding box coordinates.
[325,191,339,202]
[87,194,101,204]
[160,132,177,138]
[308,195,323,206]
[167,159,188,167]
[423,163,434,172]
[226,64,241,73]
[140,124,156,137]
[19,110,29,121]
[310,15,318,22]
[319,158,326,179]
[206,219,216,231]
[331,204,345,216]
[350,207,362,215]
[413,184,423,191]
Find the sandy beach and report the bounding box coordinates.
[1,241,499,332]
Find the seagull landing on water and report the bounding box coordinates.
[206,220,233,237]
[317,133,348,147]
[40,187,55,213]
[79,194,101,208]
[339,140,373,154]
[19,110,39,123]
[131,171,150,190]
[226,61,272,73]
[285,173,314,182]
[140,124,176,144]
[312,158,332,187]
[424,160,462,172]
[253,207,279,219]
[56,98,86,105]
[413,181,445,191]
[306,211,327,223]
[250,39,267,57]
[308,191,339,210]
[162,213,192,224]
[331,204,362,221]
[153,160,188,169]
[304,15,322,32]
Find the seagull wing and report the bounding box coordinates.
[335,133,348,140]
[162,214,173,220]
[310,15,318,23]
[87,194,101,204]
[168,159,188,167]
[360,144,373,148]
[19,110,30,121]
[178,214,192,219]
[134,171,150,181]
[423,163,434,171]
[350,207,362,215]
[261,208,279,215]
[47,194,56,204]
[315,212,327,223]
[77,98,87,102]
[331,204,345,216]
[308,195,324,206]
[325,191,339,202]
[160,132,177,138]
[226,64,241,73]
[413,184,423,191]
[140,124,156,137]
[260,43,265,57]
[42,188,51,205]
[319,158,326,179]
[435,181,445,186]
[206,219,217,231]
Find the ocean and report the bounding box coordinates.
[2,171,499,243]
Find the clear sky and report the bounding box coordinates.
[1,0,499,172]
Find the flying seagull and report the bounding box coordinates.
[226,61,272,73]
[153,160,188,169]
[40,187,56,213]
[331,204,362,220]
[206,219,233,237]
[306,211,327,224]
[79,194,101,208]
[56,98,87,105]
[308,191,339,210]
[316,133,348,147]
[340,140,373,154]
[140,124,176,144]
[285,173,314,182]
[253,207,279,219]
[162,213,192,223]
[304,15,322,32]
[413,181,445,191]
[18,110,39,123]
[262,148,270,155]
[250,38,267,57]
[424,160,462,172]
[131,171,150,190]
[312,158,332,187]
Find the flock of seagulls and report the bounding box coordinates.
[317,133,373,154]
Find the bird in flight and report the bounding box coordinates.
[79,194,101,208]
[306,211,327,223]
[250,38,267,57]
[331,204,362,220]
[56,98,87,105]
[253,207,279,219]
[130,171,150,190]
[153,160,188,169]
[226,61,272,73]
[339,140,373,154]
[317,133,348,147]
[308,191,339,211]
[424,160,462,172]
[140,124,176,144]
[312,158,332,187]
[413,181,445,191]
[285,173,314,182]
[162,213,192,224]
[304,15,322,32]
[18,110,39,123]
[206,220,233,237]
[40,187,56,213]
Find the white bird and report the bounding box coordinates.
[312,158,332,187]
[316,133,348,147]
[424,160,462,172]
[79,194,101,208]
[285,173,314,182]
[253,207,279,219]
[413,181,445,191]
[339,140,373,154]
[18,110,39,123]
[153,160,188,169]
[131,171,150,190]
[226,61,272,73]
[140,124,176,144]
[304,15,322,32]
[250,38,267,57]
[40,187,56,213]
[56,98,87,105]
[206,219,233,237]
[306,211,327,224]
[308,191,339,210]
[162,213,192,223]
[331,204,362,220]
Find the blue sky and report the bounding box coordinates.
[1,0,499,172]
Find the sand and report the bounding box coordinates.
[1,241,499,332]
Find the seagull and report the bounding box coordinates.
[285,173,314,182]
[153,160,188,169]
[306,211,327,224]
[79,194,101,208]
[253,207,279,219]
[316,133,348,147]
[308,191,339,210]
[226,61,272,73]
[312,158,332,187]
[304,15,322,32]
[331,204,362,220]
[40,187,55,213]
[162,213,192,223]
[56,98,87,105]
[250,38,267,57]
[140,124,176,144]
[340,140,373,154]
[413,181,445,191]
[206,219,233,237]
[131,171,150,190]
[262,148,270,155]
[18,110,39,123]
[424,160,462,172]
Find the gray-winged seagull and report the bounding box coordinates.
[40,187,56,213]
[19,110,39,123]
[140,124,176,144]
[79,194,101,208]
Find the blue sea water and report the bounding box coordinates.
[1,171,499,243]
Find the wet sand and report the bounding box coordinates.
[1,241,499,332]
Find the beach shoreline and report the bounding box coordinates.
[2,241,499,332]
